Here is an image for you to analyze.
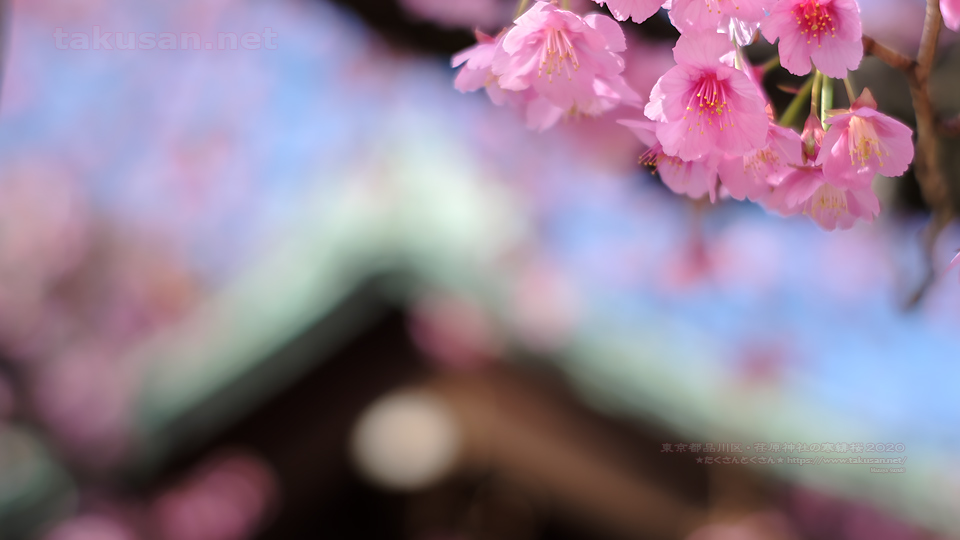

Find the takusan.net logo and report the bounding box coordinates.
[54,27,278,51]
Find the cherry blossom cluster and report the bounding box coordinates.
[449,0,947,234]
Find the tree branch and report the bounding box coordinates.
[866,3,954,307]
[916,0,943,72]
[908,0,950,217]
[904,0,953,307]
[861,35,916,73]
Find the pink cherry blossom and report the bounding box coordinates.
[493,2,631,116]
[668,0,768,34]
[453,31,502,95]
[718,122,804,202]
[591,0,665,24]
[768,166,879,230]
[817,88,915,186]
[644,32,768,161]
[656,151,722,201]
[621,119,721,201]
[453,31,567,130]
[761,0,863,78]
[726,18,763,47]
[943,0,960,31]
[766,115,879,230]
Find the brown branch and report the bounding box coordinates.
[907,0,949,210]
[866,2,954,307]
[916,0,942,71]
[861,35,916,73]
[904,0,953,307]
[908,0,950,216]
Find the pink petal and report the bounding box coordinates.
[819,118,871,186]
[618,119,660,146]
[847,186,880,220]
[944,0,960,31]
[657,117,711,161]
[668,0,718,32]
[584,13,627,51]
[714,67,769,156]
[809,32,863,78]
[761,0,863,78]
[718,155,764,201]
[830,0,863,41]
[594,0,664,24]
[658,153,721,201]
[672,32,735,71]
[767,168,823,213]
[871,114,915,177]
[645,65,692,122]
[768,124,805,166]
[719,123,803,201]
[769,26,813,76]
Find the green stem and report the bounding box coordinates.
[842,77,857,105]
[810,69,822,116]
[820,75,834,127]
[779,75,816,128]
[561,0,571,9]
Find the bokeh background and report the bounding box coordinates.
[1,0,960,539]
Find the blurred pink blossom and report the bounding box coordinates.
[33,340,136,466]
[686,512,799,540]
[409,294,501,370]
[44,515,140,540]
[399,0,511,29]
[494,2,634,117]
[153,453,278,540]
[508,253,581,352]
[768,166,880,230]
[942,0,960,31]
[669,0,767,34]
[0,161,89,356]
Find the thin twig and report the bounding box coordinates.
[903,0,953,307]
[865,4,954,307]
[861,35,916,73]
[916,0,942,72]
